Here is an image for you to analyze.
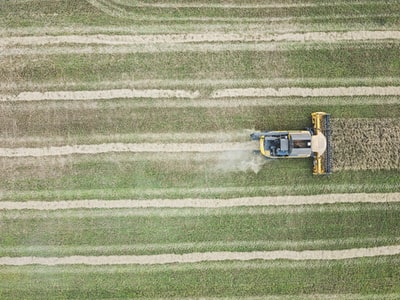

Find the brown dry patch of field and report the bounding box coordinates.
[332,118,400,170]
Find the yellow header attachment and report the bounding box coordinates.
[311,112,332,175]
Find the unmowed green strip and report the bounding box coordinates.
[2,44,400,84]
[3,23,400,39]
[2,103,400,138]
[0,0,399,29]
[85,1,396,19]
[2,203,400,255]
[1,152,400,195]
[5,77,400,94]
[5,237,400,257]
[1,178,399,201]
[1,257,400,299]
[0,0,119,28]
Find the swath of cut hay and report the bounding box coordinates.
[1,193,400,210]
[1,31,400,47]
[2,245,400,265]
[331,118,400,170]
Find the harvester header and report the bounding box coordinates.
[250,112,332,175]
[311,112,332,175]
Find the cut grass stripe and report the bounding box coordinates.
[3,86,400,102]
[211,86,400,98]
[0,131,248,147]
[2,245,400,265]
[3,77,400,92]
[0,142,255,157]
[4,202,400,220]
[3,257,400,273]
[2,96,400,109]
[1,193,399,210]
[1,89,200,101]
[2,31,400,46]
[6,40,390,56]
[0,42,287,56]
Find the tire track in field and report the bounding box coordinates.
[2,245,400,265]
[0,142,256,157]
[1,31,399,46]
[1,193,399,210]
[3,86,400,102]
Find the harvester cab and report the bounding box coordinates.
[250,112,332,175]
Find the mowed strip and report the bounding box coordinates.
[3,86,400,102]
[0,131,248,147]
[1,89,200,101]
[1,31,400,46]
[0,97,398,111]
[211,86,400,98]
[1,193,399,210]
[2,245,400,265]
[4,77,400,92]
[6,40,385,56]
[0,142,255,157]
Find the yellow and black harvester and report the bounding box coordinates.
[250,112,332,175]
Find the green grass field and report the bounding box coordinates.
[1,0,400,299]
[2,257,400,299]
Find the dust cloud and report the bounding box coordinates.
[214,146,268,174]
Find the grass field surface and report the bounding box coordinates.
[1,0,400,299]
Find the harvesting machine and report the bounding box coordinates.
[250,112,332,175]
